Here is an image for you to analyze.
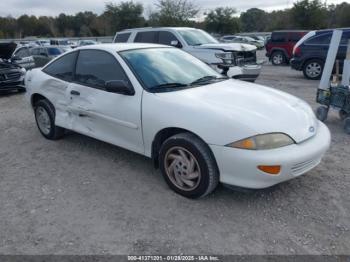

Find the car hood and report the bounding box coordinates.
[0,43,17,60]
[193,43,257,52]
[156,80,318,144]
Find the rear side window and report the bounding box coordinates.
[115,33,131,43]
[306,34,331,45]
[271,33,287,42]
[43,52,78,82]
[158,31,179,45]
[75,50,128,89]
[31,48,40,55]
[289,33,303,42]
[134,31,158,43]
[341,32,350,46]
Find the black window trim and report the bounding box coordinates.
[72,49,135,95]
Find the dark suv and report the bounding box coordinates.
[266,30,308,65]
[290,28,350,80]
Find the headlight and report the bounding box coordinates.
[215,52,234,64]
[227,133,295,150]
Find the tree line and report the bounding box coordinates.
[0,0,349,39]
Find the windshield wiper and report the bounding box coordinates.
[150,82,189,92]
[190,75,228,86]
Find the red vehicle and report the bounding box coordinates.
[266,30,308,65]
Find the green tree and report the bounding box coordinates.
[265,9,293,31]
[240,8,268,32]
[291,0,328,29]
[327,2,350,28]
[149,0,199,26]
[204,7,240,34]
[104,1,144,33]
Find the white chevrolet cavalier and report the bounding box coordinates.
[25,44,331,198]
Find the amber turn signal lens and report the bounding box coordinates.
[258,165,281,175]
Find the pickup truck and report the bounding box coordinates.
[113,27,262,82]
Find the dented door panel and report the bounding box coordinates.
[66,82,144,154]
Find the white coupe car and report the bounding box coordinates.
[25,43,331,198]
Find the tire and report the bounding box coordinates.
[303,59,324,80]
[344,117,350,134]
[316,106,328,122]
[34,99,65,140]
[159,133,219,199]
[271,51,286,65]
[339,110,349,121]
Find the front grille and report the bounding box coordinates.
[235,51,257,66]
[291,158,321,176]
[0,71,21,82]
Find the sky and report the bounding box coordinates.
[0,0,347,17]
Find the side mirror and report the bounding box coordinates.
[170,40,182,48]
[105,80,134,96]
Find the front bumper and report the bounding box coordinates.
[290,58,303,71]
[0,81,25,91]
[227,64,262,82]
[210,121,331,189]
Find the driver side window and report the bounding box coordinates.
[75,50,129,89]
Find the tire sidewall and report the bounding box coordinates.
[271,51,285,65]
[34,100,56,139]
[303,59,324,80]
[159,137,212,199]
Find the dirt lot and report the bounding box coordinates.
[0,52,349,255]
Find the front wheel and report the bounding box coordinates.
[344,117,350,134]
[159,133,219,199]
[34,99,65,140]
[339,110,349,121]
[303,59,324,80]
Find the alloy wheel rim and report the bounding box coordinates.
[36,106,51,135]
[306,62,321,78]
[164,146,201,191]
[273,54,283,64]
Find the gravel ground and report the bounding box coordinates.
[0,52,349,255]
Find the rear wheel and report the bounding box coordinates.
[159,133,219,199]
[34,99,65,140]
[271,51,286,65]
[303,59,324,80]
[316,106,328,122]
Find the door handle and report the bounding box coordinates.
[70,90,80,96]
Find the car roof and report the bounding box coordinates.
[77,43,169,52]
[119,27,198,33]
[273,30,308,33]
[315,28,350,35]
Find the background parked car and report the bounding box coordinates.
[291,28,350,80]
[114,27,261,82]
[266,30,308,65]
[221,35,264,49]
[12,45,36,70]
[0,43,26,92]
[30,46,67,67]
[77,40,99,47]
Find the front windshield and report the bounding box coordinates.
[120,47,225,92]
[177,29,218,46]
